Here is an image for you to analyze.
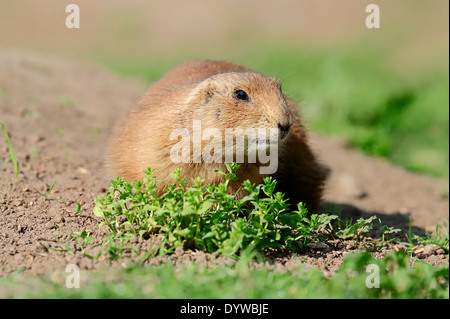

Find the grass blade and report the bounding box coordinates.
[1,123,19,181]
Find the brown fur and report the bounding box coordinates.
[107,60,326,212]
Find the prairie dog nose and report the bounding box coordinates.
[277,112,293,140]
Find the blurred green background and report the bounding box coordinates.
[1,0,448,176]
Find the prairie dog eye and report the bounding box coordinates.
[233,89,249,101]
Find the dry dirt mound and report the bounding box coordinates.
[0,49,448,277]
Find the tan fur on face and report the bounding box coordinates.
[107,60,326,212]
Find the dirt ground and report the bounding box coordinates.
[0,49,448,278]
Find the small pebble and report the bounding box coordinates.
[45,221,54,229]
[422,244,441,256]
[346,241,356,250]
[77,167,89,174]
[55,216,65,223]
[412,245,424,254]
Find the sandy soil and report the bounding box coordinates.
[0,49,448,278]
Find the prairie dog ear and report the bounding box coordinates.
[186,78,218,105]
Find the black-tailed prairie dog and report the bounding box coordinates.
[107,60,326,212]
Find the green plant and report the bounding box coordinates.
[1,123,19,181]
[376,218,402,250]
[406,219,449,250]
[1,87,10,99]
[30,146,40,159]
[405,215,416,246]
[0,250,447,299]
[90,128,102,139]
[416,220,449,249]
[93,163,336,258]
[70,202,83,216]
[35,181,57,201]
[333,251,449,299]
[336,215,377,242]
[50,227,76,255]
[59,95,76,108]
[50,226,94,257]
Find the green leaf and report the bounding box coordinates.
[93,206,105,218]
[197,200,213,214]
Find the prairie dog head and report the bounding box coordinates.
[187,72,292,136]
[180,72,293,171]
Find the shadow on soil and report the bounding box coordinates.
[323,201,428,238]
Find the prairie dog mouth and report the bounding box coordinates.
[232,128,281,150]
[247,137,279,145]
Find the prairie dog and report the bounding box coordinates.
[107,60,326,212]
